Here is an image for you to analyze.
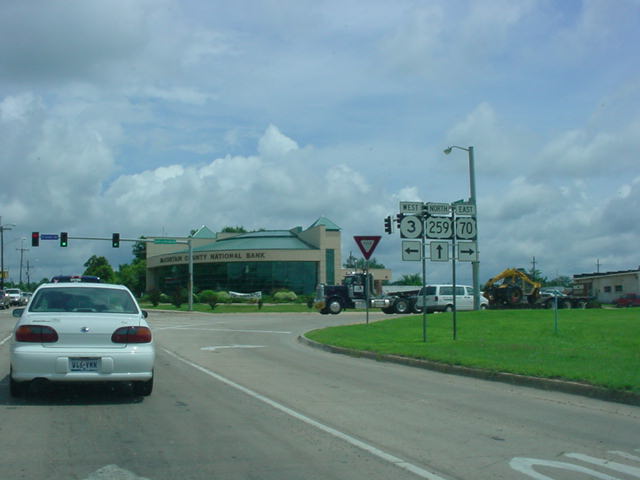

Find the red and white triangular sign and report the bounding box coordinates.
[354,235,381,260]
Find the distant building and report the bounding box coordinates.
[573,268,640,303]
[145,217,343,295]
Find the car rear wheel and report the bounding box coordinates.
[10,369,28,397]
[133,374,153,396]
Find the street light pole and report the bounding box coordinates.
[444,145,481,310]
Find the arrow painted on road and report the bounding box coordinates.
[83,465,150,480]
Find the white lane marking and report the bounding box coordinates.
[161,326,292,334]
[611,451,640,462]
[565,453,640,477]
[163,348,448,480]
[153,323,205,330]
[510,457,621,479]
[201,345,265,351]
[0,334,12,346]
[83,464,150,479]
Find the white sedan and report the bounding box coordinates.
[10,282,155,397]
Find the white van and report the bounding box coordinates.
[414,285,488,312]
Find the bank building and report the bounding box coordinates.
[145,217,352,295]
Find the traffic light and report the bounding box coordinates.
[112,233,120,248]
[31,232,39,247]
[384,216,392,234]
[395,213,404,228]
[60,232,68,247]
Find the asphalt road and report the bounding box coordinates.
[1,308,639,480]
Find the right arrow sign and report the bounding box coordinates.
[457,242,478,261]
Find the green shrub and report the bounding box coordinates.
[273,290,297,302]
[199,290,218,309]
[215,291,232,303]
[159,293,171,303]
[146,289,161,307]
[171,288,188,308]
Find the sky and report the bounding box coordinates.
[1,0,639,287]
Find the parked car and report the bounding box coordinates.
[10,281,154,397]
[613,293,640,308]
[0,290,10,309]
[414,284,489,312]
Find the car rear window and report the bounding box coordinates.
[29,287,139,314]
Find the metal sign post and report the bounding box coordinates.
[353,236,381,325]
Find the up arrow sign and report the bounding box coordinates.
[354,235,381,260]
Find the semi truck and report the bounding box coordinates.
[313,273,420,315]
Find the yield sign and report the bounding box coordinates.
[354,235,381,260]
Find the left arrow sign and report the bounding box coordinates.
[401,240,421,261]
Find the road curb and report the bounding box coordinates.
[298,335,640,407]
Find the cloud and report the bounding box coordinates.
[257,124,299,157]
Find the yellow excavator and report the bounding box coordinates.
[484,268,542,306]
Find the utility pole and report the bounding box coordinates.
[17,238,28,285]
[0,217,15,289]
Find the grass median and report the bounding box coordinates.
[306,308,640,393]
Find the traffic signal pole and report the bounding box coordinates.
[30,233,195,311]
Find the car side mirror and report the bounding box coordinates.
[142,310,148,318]
[12,308,25,318]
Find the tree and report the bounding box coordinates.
[393,274,422,286]
[117,259,146,297]
[343,254,385,270]
[527,267,547,285]
[546,275,573,287]
[222,226,247,233]
[83,256,115,283]
[132,237,147,261]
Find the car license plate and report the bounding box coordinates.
[70,358,99,371]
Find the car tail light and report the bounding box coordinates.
[111,326,152,344]
[15,325,59,343]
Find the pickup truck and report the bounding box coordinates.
[5,288,22,306]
